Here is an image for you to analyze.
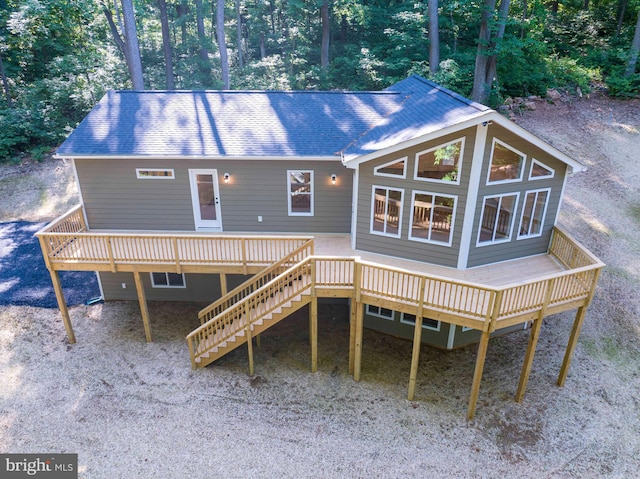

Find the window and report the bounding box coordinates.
[409,192,457,246]
[371,186,403,237]
[136,168,175,179]
[374,157,407,178]
[529,159,555,180]
[487,140,525,184]
[400,313,440,331]
[288,170,313,216]
[478,193,519,245]
[366,305,394,320]
[150,272,186,288]
[518,189,550,239]
[415,139,464,184]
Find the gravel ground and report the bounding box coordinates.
[0,221,99,307]
[1,94,639,478]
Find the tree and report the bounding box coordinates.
[471,0,511,104]
[625,9,640,77]
[428,0,440,74]
[236,0,244,69]
[217,0,230,88]
[0,53,12,107]
[320,0,330,71]
[120,0,145,89]
[157,0,175,89]
[195,0,211,77]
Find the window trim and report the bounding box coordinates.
[370,185,404,238]
[136,168,175,179]
[400,313,441,331]
[366,305,394,320]
[476,192,520,246]
[287,170,314,217]
[486,139,526,185]
[150,272,186,289]
[408,190,457,247]
[414,137,465,185]
[517,188,551,240]
[374,157,408,178]
[528,159,555,181]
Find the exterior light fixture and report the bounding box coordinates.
[331,174,337,184]
[223,172,230,183]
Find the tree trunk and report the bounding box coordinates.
[260,32,267,59]
[217,0,230,88]
[428,0,440,74]
[625,9,640,77]
[0,53,12,108]
[195,0,211,77]
[320,0,330,71]
[616,0,629,37]
[121,0,145,90]
[102,3,127,57]
[157,0,175,89]
[236,0,244,68]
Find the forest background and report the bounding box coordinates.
[0,0,639,161]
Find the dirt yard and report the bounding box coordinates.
[1,93,639,478]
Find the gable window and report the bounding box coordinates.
[150,272,186,288]
[371,186,403,237]
[366,305,394,320]
[288,170,314,216]
[518,189,550,239]
[478,193,519,245]
[400,313,440,331]
[409,192,457,246]
[529,159,555,180]
[487,139,526,184]
[136,168,175,179]
[415,138,464,184]
[374,157,407,178]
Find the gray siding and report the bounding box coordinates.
[75,158,352,233]
[355,128,477,267]
[466,124,568,268]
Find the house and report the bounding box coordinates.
[38,75,603,419]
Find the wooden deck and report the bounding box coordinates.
[37,205,604,419]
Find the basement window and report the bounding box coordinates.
[150,272,186,288]
[136,168,175,179]
[400,313,441,331]
[366,305,394,320]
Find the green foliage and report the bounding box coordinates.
[606,68,640,97]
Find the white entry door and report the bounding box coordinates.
[189,169,223,231]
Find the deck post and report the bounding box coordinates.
[348,298,356,375]
[132,271,152,342]
[468,330,490,420]
[219,273,228,296]
[408,277,427,401]
[246,325,254,376]
[353,302,364,381]
[49,269,76,344]
[310,297,318,373]
[516,278,555,402]
[557,306,586,387]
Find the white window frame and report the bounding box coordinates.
[414,137,465,185]
[136,168,175,179]
[486,139,526,185]
[366,305,394,320]
[400,312,441,331]
[370,185,404,238]
[287,170,314,217]
[374,157,408,178]
[528,159,555,180]
[150,272,186,288]
[517,188,551,239]
[408,191,457,247]
[477,192,520,246]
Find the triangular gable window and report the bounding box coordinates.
[374,157,407,178]
[529,159,555,180]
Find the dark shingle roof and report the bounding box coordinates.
[56,75,490,159]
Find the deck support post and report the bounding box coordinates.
[515,318,544,402]
[468,330,490,421]
[408,277,427,401]
[246,325,254,376]
[310,298,318,372]
[219,273,227,296]
[133,271,152,342]
[353,302,364,382]
[348,299,356,376]
[557,306,586,387]
[49,269,76,344]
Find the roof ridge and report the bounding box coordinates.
[112,89,401,96]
